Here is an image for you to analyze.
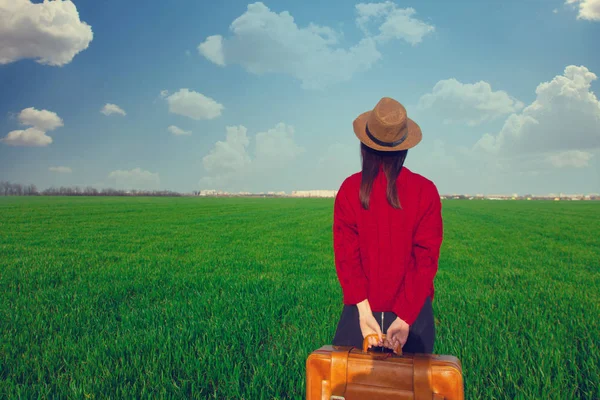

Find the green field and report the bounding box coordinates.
[1,196,598,399]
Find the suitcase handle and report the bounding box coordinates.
[363,334,402,355]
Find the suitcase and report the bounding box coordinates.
[306,334,464,400]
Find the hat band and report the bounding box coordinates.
[366,123,408,147]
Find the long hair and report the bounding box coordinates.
[359,142,408,210]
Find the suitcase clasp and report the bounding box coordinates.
[330,396,345,400]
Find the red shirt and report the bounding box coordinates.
[333,166,443,326]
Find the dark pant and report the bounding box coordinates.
[332,297,435,354]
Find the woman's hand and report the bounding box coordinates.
[385,317,410,352]
[359,313,384,348]
[356,299,383,348]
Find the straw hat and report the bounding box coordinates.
[353,97,422,151]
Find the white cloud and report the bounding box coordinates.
[1,107,63,146]
[406,67,600,195]
[168,125,192,136]
[198,35,225,66]
[101,103,126,116]
[0,0,93,66]
[254,123,304,167]
[18,107,64,131]
[166,89,223,120]
[199,123,303,190]
[418,78,524,126]
[1,128,52,147]
[474,65,600,154]
[197,2,383,89]
[202,126,252,174]
[548,150,593,167]
[107,168,160,190]
[355,1,435,45]
[565,0,600,21]
[49,166,72,173]
[307,23,341,45]
[160,90,169,98]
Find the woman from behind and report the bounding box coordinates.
[331,97,443,354]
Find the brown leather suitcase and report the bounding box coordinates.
[306,334,464,400]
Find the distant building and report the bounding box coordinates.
[194,189,598,200]
[486,194,512,200]
[291,190,338,198]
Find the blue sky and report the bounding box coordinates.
[1,0,599,195]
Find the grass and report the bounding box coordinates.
[0,196,598,399]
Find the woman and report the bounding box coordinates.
[331,97,443,354]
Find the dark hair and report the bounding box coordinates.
[359,142,408,210]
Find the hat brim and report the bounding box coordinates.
[353,111,422,152]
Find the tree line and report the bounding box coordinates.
[0,181,186,197]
